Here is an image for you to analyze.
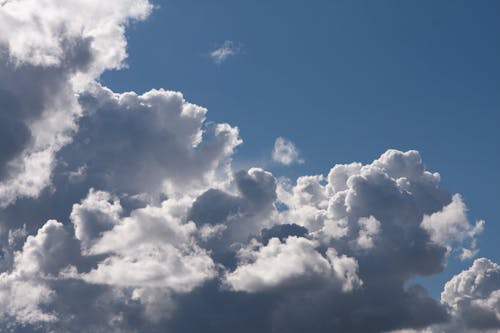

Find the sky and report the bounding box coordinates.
[102,0,500,295]
[0,0,498,332]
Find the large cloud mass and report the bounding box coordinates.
[0,0,153,207]
[0,1,497,332]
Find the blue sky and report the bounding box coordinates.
[102,0,499,296]
[1,1,499,331]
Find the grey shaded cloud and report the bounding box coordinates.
[386,258,500,333]
[62,83,241,197]
[0,1,497,332]
[190,168,277,244]
[441,258,500,331]
[260,223,308,244]
[0,0,153,207]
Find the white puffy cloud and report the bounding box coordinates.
[279,150,482,265]
[327,162,362,193]
[263,149,489,331]
[224,236,361,293]
[70,189,122,252]
[0,190,218,329]
[0,277,56,325]
[2,133,491,333]
[13,220,77,277]
[0,0,152,73]
[387,258,500,333]
[441,258,500,331]
[0,0,153,207]
[60,83,241,198]
[0,220,76,325]
[71,191,217,292]
[0,1,496,332]
[82,243,216,291]
[276,175,328,231]
[272,137,304,165]
[421,194,484,259]
[356,216,381,249]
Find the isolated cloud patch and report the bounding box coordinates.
[210,40,240,64]
[272,137,304,165]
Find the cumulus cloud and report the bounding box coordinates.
[0,0,153,207]
[164,149,484,332]
[71,190,217,293]
[0,220,77,325]
[441,258,500,331]
[210,40,240,64]
[189,167,277,244]
[272,137,304,165]
[356,216,381,249]
[62,83,241,197]
[223,236,361,293]
[0,1,497,332]
[387,258,500,333]
[421,194,484,260]
[70,189,122,252]
[0,140,494,332]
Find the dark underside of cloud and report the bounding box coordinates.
[0,1,497,333]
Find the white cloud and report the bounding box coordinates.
[0,0,153,207]
[0,220,76,324]
[356,216,381,249]
[0,0,152,72]
[62,83,242,197]
[82,243,216,291]
[210,40,240,64]
[223,236,361,293]
[70,189,122,252]
[441,258,500,331]
[73,191,217,292]
[421,194,484,259]
[397,258,500,333]
[272,137,304,165]
[0,0,496,332]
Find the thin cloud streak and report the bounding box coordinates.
[210,40,241,64]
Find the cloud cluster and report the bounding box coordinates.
[0,1,497,332]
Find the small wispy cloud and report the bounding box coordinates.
[272,137,304,165]
[210,40,240,65]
